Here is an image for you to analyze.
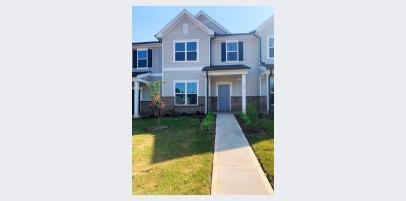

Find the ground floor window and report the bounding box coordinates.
[174,81,198,105]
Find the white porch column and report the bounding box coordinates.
[133,80,140,118]
[242,74,247,113]
[204,73,208,114]
[266,73,270,114]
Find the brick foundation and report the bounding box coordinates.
[140,96,267,116]
[160,96,205,115]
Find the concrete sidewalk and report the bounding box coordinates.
[211,113,273,195]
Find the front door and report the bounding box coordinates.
[218,84,230,112]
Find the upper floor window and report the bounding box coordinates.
[221,41,244,62]
[226,41,238,61]
[268,37,274,58]
[137,49,148,68]
[174,81,198,105]
[174,40,198,62]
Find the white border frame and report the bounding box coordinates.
[216,82,232,112]
[173,80,199,106]
[173,39,199,63]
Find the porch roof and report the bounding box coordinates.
[202,65,250,71]
[132,71,151,77]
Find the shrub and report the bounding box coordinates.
[200,112,214,134]
[246,103,259,127]
[239,112,252,126]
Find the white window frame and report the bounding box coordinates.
[173,80,199,106]
[225,40,239,62]
[136,48,148,69]
[268,35,274,59]
[173,39,199,63]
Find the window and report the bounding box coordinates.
[268,37,274,58]
[137,49,148,68]
[174,40,198,62]
[226,41,238,61]
[174,81,198,105]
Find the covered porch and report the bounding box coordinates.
[132,71,151,118]
[202,65,250,114]
[259,64,274,115]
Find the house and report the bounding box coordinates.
[132,9,274,118]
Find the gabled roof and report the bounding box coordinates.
[256,15,274,32]
[155,9,214,39]
[195,11,231,34]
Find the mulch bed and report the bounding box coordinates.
[235,116,266,136]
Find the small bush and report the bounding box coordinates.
[200,112,214,134]
[239,112,252,126]
[246,103,259,127]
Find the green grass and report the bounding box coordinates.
[244,118,274,187]
[132,116,214,195]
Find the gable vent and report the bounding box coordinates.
[183,24,188,35]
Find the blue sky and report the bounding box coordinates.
[132,6,273,42]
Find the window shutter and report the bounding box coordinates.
[221,42,226,62]
[133,50,137,68]
[238,41,244,61]
[148,49,152,68]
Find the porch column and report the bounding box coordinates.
[208,76,211,111]
[133,80,140,118]
[205,73,208,114]
[242,74,247,113]
[266,73,270,114]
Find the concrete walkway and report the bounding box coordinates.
[211,113,273,195]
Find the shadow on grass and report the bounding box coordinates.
[133,116,214,164]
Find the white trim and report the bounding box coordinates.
[161,38,164,92]
[266,75,270,114]
[173,80,199,106]
[225,40,239,62]
[204,73,207,113]
[195,11,231,34]
[259,77,262,96]
[163,67,202,71]
[136,72,151,79]
[267,35,274,59]
[151,73,162,77]
[242,74,247,113]
[133,81,140,118]
[136,48,149,69]
[207,69,248,76]
[173,39,199,63]
[155,9,214,38]
[216,82,232,112]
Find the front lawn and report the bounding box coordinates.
[132,116,215,195]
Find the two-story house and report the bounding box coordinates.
[132,9,274,118]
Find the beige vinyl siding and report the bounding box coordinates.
[162,70,205,97]
[209,75,241,96]
[162,17,210,69]
[211,35,261,96]
[256,16,274,64]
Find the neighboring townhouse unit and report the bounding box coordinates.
[132,9,274,118]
